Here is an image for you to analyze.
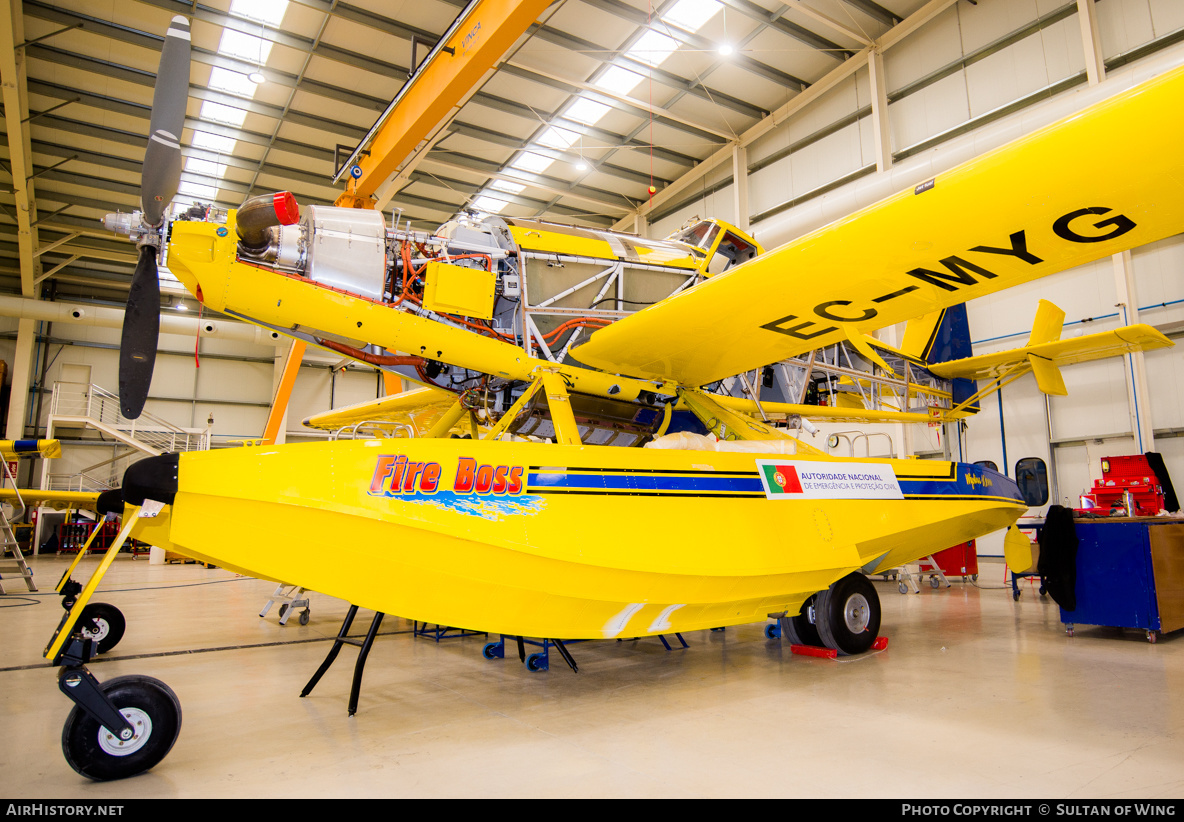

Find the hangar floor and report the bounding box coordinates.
[3,553,1182,799]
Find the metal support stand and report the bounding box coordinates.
[301,604,385,716]
[412,622,486,642]
[259,583,310,625]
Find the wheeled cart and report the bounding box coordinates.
[1061,517,1184,643]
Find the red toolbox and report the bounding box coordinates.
[1081,455,1166,516]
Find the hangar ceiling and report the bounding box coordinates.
[0,0,925,305]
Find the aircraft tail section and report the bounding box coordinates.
[901,304,979,413]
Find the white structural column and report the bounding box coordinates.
[868,48,893,173]
[1077,0,1106,85]
[1074,0,1152,450]
[1113,251,1155,453]
[732,144,749,232]
[6,319,36,439]
[631,212,648,239]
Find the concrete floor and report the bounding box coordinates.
[2,553,1182,799]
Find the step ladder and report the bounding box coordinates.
[0,457,36,593]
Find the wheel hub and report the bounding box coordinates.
[98,707,152,756]
[843,593,870,634]
[82,619,110,642]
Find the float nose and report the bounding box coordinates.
[122,453,180,506]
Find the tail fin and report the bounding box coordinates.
[901,304,978,413]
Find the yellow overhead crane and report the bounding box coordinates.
[332,0,555,209]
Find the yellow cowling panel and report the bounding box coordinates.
[574,65,1184,386]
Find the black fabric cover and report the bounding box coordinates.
[1144,452,1179,513]
[96,488,125,516]
[1038,505,1079,611]
[122,453,180,506]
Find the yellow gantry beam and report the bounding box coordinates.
[335,0,554,207]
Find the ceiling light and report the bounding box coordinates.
[719,43,733,56]
[248,70,267,84]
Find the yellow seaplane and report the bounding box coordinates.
[43,15,1179,781]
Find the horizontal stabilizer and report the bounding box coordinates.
[928,324,1172,386]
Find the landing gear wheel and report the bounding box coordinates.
[814,573,881,656]
[783,595,823,648]
[78,603,125,654]
[61,675,182,781]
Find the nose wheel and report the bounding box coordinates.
[77,602,125,654]
[61,674,182,781]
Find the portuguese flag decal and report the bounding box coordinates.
[761,463,803,495]
[755,459,903,500]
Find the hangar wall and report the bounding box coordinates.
[1,0,1181,531]
[643,0,1184,548]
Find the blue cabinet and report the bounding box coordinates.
[1061,519,1184,642]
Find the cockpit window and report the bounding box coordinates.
[671,221,719,252]
[707,231,760,274]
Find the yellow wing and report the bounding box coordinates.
[0,440,62,460]
[0,490,102,510]
[574,64,1184,387]
[302,386,463,436]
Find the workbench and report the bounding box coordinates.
[1062,516,1184,642]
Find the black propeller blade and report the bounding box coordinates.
[120,246,162,419]
[141,16,190,227]
[120,16,190,419]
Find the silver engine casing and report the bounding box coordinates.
[277,205,388,302]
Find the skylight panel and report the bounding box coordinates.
[594,66,644,96]
[191,131,237,154]
[536,127,577,149]
[663,0,723,33]
[218,28,273,64]
[177,180,218,201]
[627,30,680,67]
[489,180,525,194]
[565,98,611,126]
[184,157,228,179]
[208,66,259,98]
[229,0,288,26]
[471,195,508,214]
[199,100,248,127]
[509,152,554,174]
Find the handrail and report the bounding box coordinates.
[49,382,210,453]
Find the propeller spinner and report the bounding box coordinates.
[119,15,191,419]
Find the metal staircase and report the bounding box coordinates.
[44,382,209,466]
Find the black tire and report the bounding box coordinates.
[61,675,182,781]
[299,609,310,626]
[78,603,126,654]
[814,573,881,656]
[783,595,823,648]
